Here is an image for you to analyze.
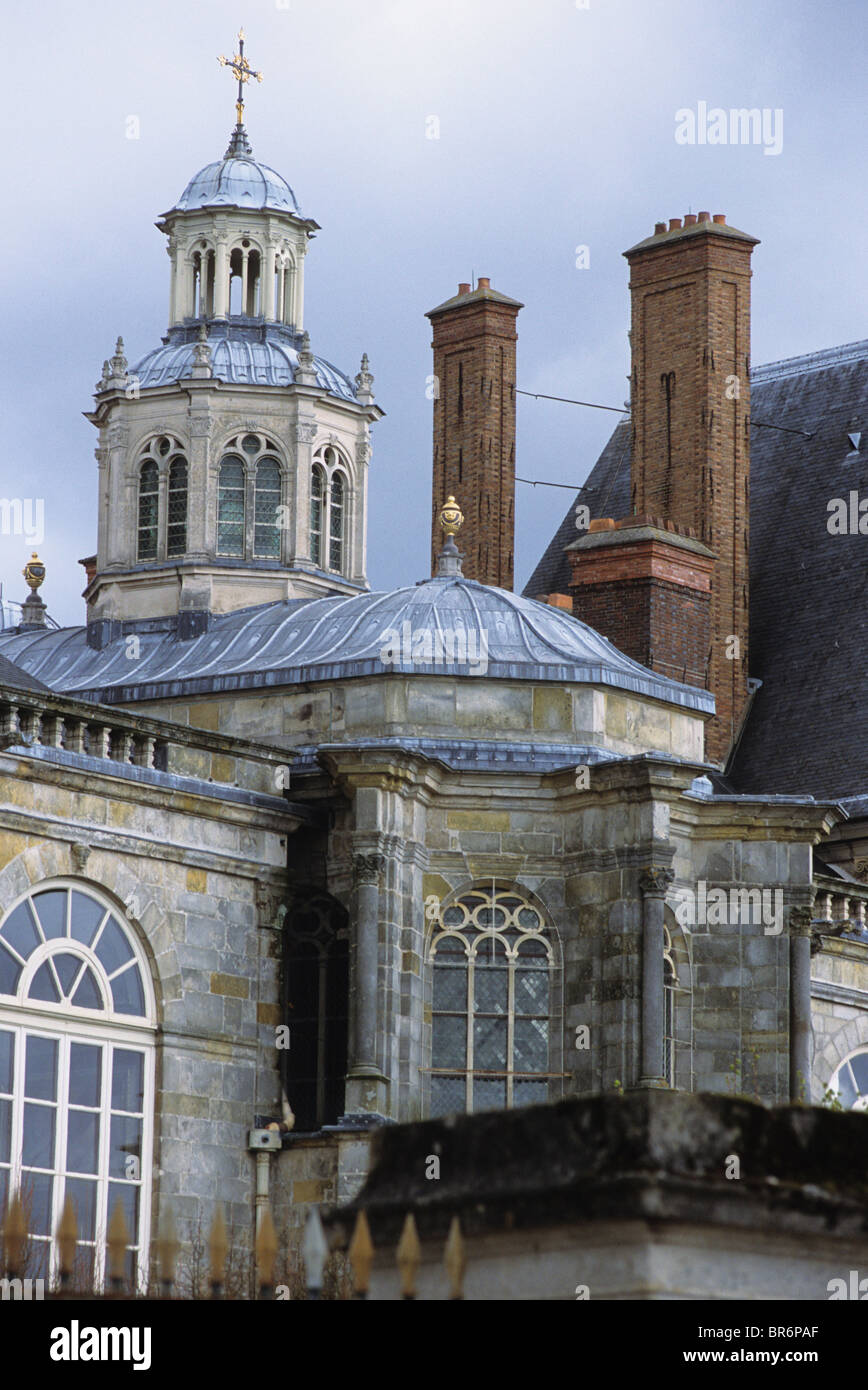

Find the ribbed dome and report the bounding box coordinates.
[131,330,356,401]
[174,154,300,215]
[0,577,715,712]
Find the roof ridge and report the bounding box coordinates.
[752,338,868,383]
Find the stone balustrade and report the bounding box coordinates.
[0,683,293,796]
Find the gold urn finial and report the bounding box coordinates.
[439,496,464,537]
[23,553,45,593]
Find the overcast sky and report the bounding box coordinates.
[2,0,866,625]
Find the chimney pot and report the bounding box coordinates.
[698,211,711,223]
[477,277,490,290]
[458,282,471,295]
[654,221,667,235]
[684,213,697,226]
[669,218,682,231]
[713,213,726,224]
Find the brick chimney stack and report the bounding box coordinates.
[426,278,523,587]
[622,212,759,764]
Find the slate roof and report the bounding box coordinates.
[0,653,52,694]
[524,341,868,799]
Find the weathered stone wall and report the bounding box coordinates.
[0,746,291,1274]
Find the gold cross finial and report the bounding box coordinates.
[218,28,263,126]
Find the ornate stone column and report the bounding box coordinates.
[638,867,674,1087]
[343,852,389,1119]
[789,904,814,1101]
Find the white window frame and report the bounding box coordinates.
[0,881,155,1292]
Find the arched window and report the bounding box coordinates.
[193,248,214,317]
[427,886,556,1117]
[283,895,349,1130]
[0,883,154,1289]
[217,456,245,556]
[311,446,349,575]
[167,457,188,558]
[830,1050,868,1110]
[136,461,158,561]
[310,464,325,567]
[329,473,345,572]
[254,459,281,558]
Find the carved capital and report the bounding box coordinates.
[353,853,385,886]
[189,413,213,439]
[106,423,130,451]
[789,905,814,938]
[296,421,317,446]
[639,867,674,898]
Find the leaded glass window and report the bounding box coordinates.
[254,458,281,558]
[217,456,245,556]
[137,437,188,562]
[136,461,158,560]
[0,884,154,1290]
[167,457,188,558]
[310,464,325,567]
[428,888,553,1116]
[284,896,349,1130]
[329,472,345,572]
[310,446,349,575]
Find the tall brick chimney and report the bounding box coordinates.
[623,212,759,764]
[426,278,523,586]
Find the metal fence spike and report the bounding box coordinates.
[56,1195,78,1281]
[107,1198,130,1287]
[157,1207,179,1291]
[256,1205,278,1294]
[209,1204,228,1294]
[444,1216,466,1300]
[348,1209,374,1298]
[3,1192,26,1275]
[303,1206,328,1298]
[396,1212,421,1300]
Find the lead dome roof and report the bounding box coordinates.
[0,577,714,712]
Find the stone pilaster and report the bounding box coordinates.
[638,866,674,1087]
[343,851,389,1119]
[789,903,814,1101]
